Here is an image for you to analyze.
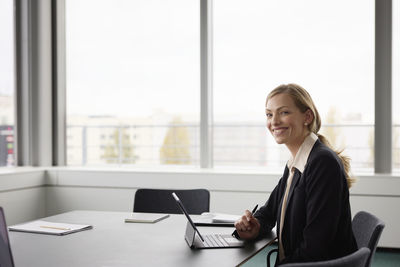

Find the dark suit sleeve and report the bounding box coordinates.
[254,176,284,237]
[282,152,346,263]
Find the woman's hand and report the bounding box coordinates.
[234,209,261,240]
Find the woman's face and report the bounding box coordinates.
[266,93,311,154]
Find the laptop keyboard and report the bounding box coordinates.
[203,234,229,247]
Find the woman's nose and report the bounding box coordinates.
[271,114,280,125]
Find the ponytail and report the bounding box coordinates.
[317,134,356,188]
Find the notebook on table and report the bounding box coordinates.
[124,213,169,223]
[172,192,245,249]
[8,220,93,236]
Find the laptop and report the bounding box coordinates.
[172,192,245,249]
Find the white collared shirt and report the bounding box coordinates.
[287,132,318,173]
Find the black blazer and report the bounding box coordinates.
[254,139,357,265]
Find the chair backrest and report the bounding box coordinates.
[352,211,385,267]
[279,247,370,267]
[0,207,15,267]
[133,188,210,215]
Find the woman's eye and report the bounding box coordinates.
[281,111,289,115]
[266,113,272,118]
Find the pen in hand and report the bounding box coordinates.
[232,204,258,238]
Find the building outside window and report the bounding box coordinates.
[0,0,15,167]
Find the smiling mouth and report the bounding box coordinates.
[273,128,288,135]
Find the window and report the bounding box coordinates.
[62,0,396,172]
[66,0,200,166]
[0,0,15,167]
[394,0,400,172]
[213,0,374,171]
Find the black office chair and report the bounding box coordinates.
[0,207,15,267]
[133,188,210,215]
[278,247,370,267]
[268,211,385,267]
[352,211,385,267]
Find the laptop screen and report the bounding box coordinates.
[172,192,204,242]
[184,220,196,246]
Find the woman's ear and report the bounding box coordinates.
[305,109,314,125]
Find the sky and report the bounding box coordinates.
[0,0,398,124]
[212,0,375,123]
[65,0,377,124]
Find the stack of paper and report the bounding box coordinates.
[124,213,170,223]
[194,212,240,226]
[9,220,93,236]
[211,213,241,223]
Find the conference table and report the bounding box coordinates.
[9,210,276,267]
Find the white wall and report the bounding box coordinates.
[0,169,47,224]
[1,167,399,248]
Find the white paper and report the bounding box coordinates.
[9,220,93,235]
[124,213,170,223]
[211,213,240,223]
[196,212,240,223]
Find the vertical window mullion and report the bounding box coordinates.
[15,0,53,166]
[375,0,392,173]
[52,0,66,166]
[15,0,32,166]
[200,0,213,168]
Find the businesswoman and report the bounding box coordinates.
[234,83,357,265]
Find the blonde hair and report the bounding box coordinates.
[266,83,356,188]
